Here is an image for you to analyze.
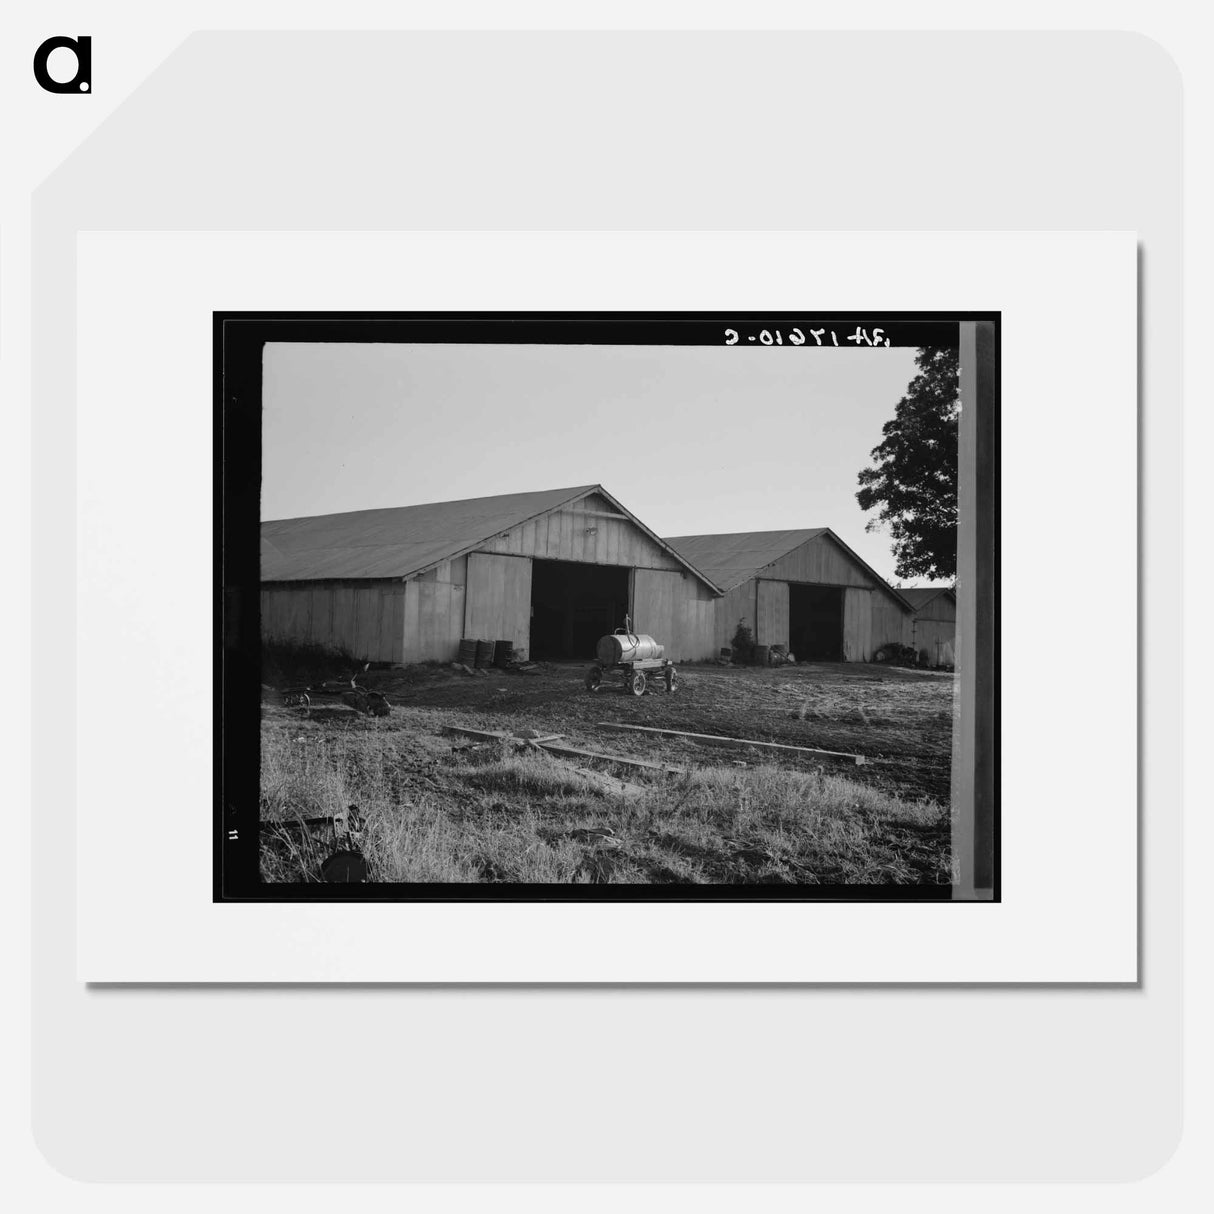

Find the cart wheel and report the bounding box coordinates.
[665,668,678,693]
[584,666,603,692]
[629,671,647,697]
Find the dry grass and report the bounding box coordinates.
[260,723,952,885]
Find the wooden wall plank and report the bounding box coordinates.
[259,582,410,661]
[842,588,873,661]
[389,585,405,663]
[714,581,756,652]
[465,553,532,657]
[871,593,912,653]
[632,568,678,656]
[676,577,718,660]
[765,534,872,589]
[917,596,956,622]
[756,580,790,648]
[911,618,955,666]
[354,589,381,659]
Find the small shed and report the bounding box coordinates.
[663,529,914,662]
[899,587,957,667]
[261,485,722,664]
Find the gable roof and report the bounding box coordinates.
[898,586,957,611]
[664,528,913,612]
[261,484,720,591]
[662,529,828,593]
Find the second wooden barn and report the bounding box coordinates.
[261,485,721,665]
[663,529,914,662]
[900,587,957,667]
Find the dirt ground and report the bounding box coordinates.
[259,658,955,885]
[353,659,955,803]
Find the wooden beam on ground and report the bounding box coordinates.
[444,725,514,742]
[535,741,684,775]
[443,726,564,745]
[596,722,866,765]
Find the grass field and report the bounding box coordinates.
[259,653,955,886]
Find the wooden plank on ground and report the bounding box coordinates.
[443,726,565,744]
[596,722,866,765]
[536,741,684,775]
[443,725,513,742]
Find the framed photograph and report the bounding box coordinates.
[74,229,1134,981]
[217,311,998,903]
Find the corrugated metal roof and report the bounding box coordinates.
[664,527,913,612]
[262,485,597,581]
[261,485,722,591]
[899,586,957,610]
[663,529,827,592]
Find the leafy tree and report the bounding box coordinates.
[856,346,959,581]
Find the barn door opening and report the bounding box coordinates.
[788,584,845,661]
[529,559,630,660]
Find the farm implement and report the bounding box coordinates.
[584,619,678,696]
[281,663,391,716]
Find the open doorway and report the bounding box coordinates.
[788,583,845,661]
[529,559,631,660]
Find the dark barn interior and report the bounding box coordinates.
[529,559,631,660]
[789,583,845,661]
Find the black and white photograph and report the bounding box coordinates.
[217,312,997,900]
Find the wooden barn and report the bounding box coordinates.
[900,587,957,667]
[260,485,721,665]
[663,529,914,663]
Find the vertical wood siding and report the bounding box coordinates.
[871,593,913,653]
[842,588,873,661]
[763,534,873,587]
[678,578,718,661]
[755,579,790,648]
[479,507,684,571]
[629,569,717,661]
[715,581,758,652]
[403,580,465,662]
[911,618,956,666]
[261,581,405,662]
[464,553,532,657]
[631,568,680,655]
[915,595,956,622]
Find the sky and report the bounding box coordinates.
[261,341,936,585]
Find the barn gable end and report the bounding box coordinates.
[261,485,721,665]
[665,528,914,662]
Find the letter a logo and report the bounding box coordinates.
[33,36,92,93]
